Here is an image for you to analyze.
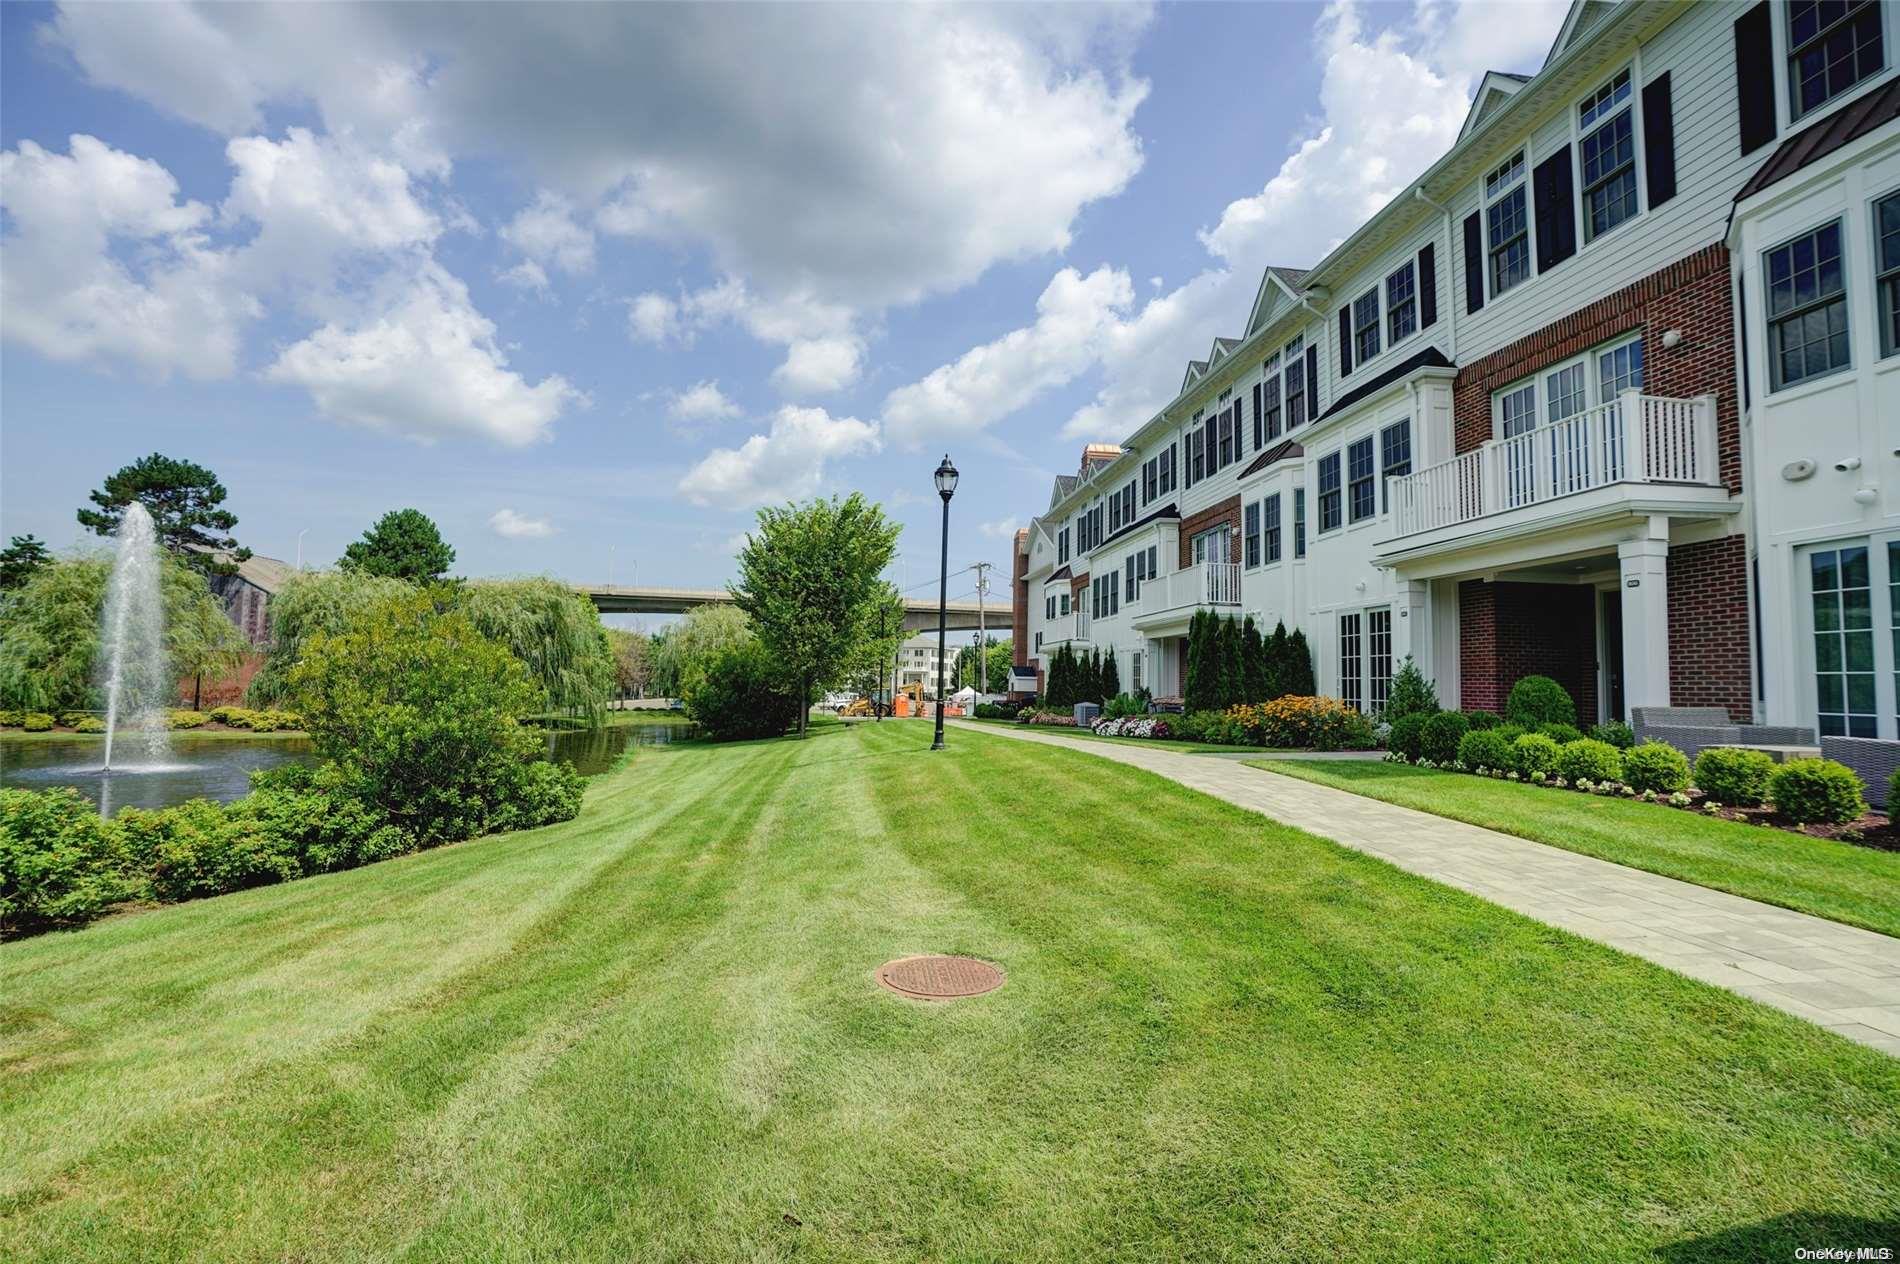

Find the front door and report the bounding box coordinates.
[1600,589,1625,722]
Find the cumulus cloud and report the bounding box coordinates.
[667,379,741,424]
[500,188,595,277]
[265,262,583,445]
[772,337,865,397]
[678,405,879,508]
[489,507,556,538]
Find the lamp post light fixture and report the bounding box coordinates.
[931,454,958,751]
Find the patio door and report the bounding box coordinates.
[1192,526,1233,565]
[1499,384,1538,508]
[1599,589,1625,722]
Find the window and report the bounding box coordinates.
[1060,593,1070,617]
[1380,420,1412,511]
[1244,501,1261,568]
[1263,492,1282,563]
[1597,339,1645,397]
[1219,393,1236,467]
[1368,609,1393,714]
[1132,649,1143,694]
[1878,192,1900,358]
[1347,437,1376,523]
[1046,594,1056,620]
[1352,288,1381,364]
[1765,221,1849,389]
[1260,355,1283,440]
[1891,540,1899,731]
[1318,452,1343,532]
[1125,554,1137,602]
[1499,383,1538,437]
[1787,0,1884,120]
[1188,419,1206,485]
[1546,362,1587,422]
[1284,336,1307,427]
[1485,153,1530,296]
[1339,612,1363,712]
[1385,263,1417,344]
[1058,527,1069,564]
[1035,631,1042,651]
[1579,69,1637,241]
[1294,488,1307,558]
[1811,544,1876,736]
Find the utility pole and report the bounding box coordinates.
[971,560,992,698]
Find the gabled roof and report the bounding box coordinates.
[1317,345,1455,422]
[1459,71,1531,140]
[1179,359,1209,393]
[1543,0,1615,69]
[1048,473,1077,510]
[1239,439,1304,480]
[1735,75,1900,204]
[1244,266,1311,335]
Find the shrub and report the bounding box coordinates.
[0,710,19,726]
[230,764,414,875]
[1693,747,1775,806]
[0,787,139,933]
[683,641,803,742]
[1197,709,1254,746]
[1555,738,1623,785]
[21,713,53,732]
[73,716,107,734]
[209,705,246,725]
[1540,722,1585,746]
[973,702,1003,719]
[1457,727,1515,773]
[1622,741,1689,794]
[1092,716,1173,739]
[1103,692,1147,720]
[118,799,303,903]
[1589,720,1634,750]
[58,711,92,728]
[1462,709,1501,731]
[243,710,299,733]
[1229,696,1376,750]
[1384,656,1438,720]
[494,760,586,832]
[1890,767,1900,818]
[1511,732,1561,779]
[1767,758,1866,825]
[1387,712,1428,762]
[1418,711,1469,765]
[169,709,209,729]
[1505,675,1577,728]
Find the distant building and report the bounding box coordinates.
[207,553,294,647]
[897,632,952,699]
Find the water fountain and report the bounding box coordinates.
[98,502,173,772]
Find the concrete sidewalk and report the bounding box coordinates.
[957,721,1900,1055]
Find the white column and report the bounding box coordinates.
[1394,579,1431,676]
[1617,520,1671,710]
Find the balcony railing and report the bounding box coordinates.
[1074,608,1091,642]
[1136,561,1241,616]
[1387,391,1719,538]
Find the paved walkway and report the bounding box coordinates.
[957,721,1900,1055]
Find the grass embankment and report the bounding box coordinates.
[3,724,1896,1261]
[1257,759,1900,939]
[962,714,1279,755]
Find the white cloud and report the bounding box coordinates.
[626,291,680,342]
[265,262,583,445]
[498,259,551,292]
[772,336,865,396]
[500,188,596,277]
[489,507,557,538]
[882,265,1133,447]
[977,517,1019,541]
[667,379,741,424]
[678,405,879,508]
[0,134,252,378]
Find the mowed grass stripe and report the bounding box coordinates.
[1,722,1895,1262]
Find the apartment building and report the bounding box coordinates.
[896,632,952,699]
[1013,0,1898,740]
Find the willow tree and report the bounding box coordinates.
[458,577,615,725]
[650,604,752,698]
[732,494,901,735]
[0,555,245,712]
[248,569,411,707]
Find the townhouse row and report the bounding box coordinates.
[1011,0,1899,741]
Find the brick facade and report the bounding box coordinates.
[1011,529,1029,670]
[1451,243,1742,494]
[1177,495,1242,569]
[1667,533,1752,721]
[1458,579,1600,726]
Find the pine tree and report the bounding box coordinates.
[1264,621,1291,699]
[1241,616,1267,703]
[1047,645,1071,709]
[1218,617,1245,709]
[1384,655,1439,719]
[1183,610,1210,713]
[1285,627,1316,696]
[1086,647,1103,704]
[1101,646,1121,700]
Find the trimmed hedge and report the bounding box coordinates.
[1693,747,1775,806]
[1767,758,1866,825]
[1511,732,1560,779]
[1505,675,1577,729]
[1554,738,1623,784]
[1589,721,1634,750]
[1387,712,1428,762]
[1456,727,1515,773]
[1420,711,1470,765]
[1622,742,1689,794]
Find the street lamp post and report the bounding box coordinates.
[931,454,958,751]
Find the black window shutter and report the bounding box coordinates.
[1462,212,1485,313]
[1252,382,1263,445]
[1532,146,1576,273]
[1338,308,1354,377]
[1418,243,1438,328]
[1304,344,1319,415]
[1643,71,1678,207]
[1734,3,1775,155]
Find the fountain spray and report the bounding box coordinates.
[98,503,173,771]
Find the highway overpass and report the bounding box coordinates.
[583,585,1010,633]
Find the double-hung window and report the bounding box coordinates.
[1263,493,1282,563]
[1347,437,1376,523]
[1142,457,1157,505]
[1385,263,1416,345]
[1597,339,1645,396]
[1317,452,1343,533]
[1244,501,1262,568]
[1125,554,1137,603]
[1284,336,1308,427]
[1352,288,1381,364]
[1260,355,1283,440]
[1787,0,1885,121]
[1057,528,1069,564]
[1218,392,1236,467]
[1060,592,1070,617]
[1046,594,1055,621]
[1294,488,1307,557]
[1189,416,1206,484]
[1765,221,1849,390]
[1379,420,1412,512]
[1878,192,1900,359]
[1579,69,1637,242]
[1485,153,1530,297]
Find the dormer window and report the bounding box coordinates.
[1579,69,1637,242]
[1788,0,1884,120]
[1485,152,1530,297]
[1352,288,1381,364]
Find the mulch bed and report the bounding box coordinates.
[1699,800,1900,852]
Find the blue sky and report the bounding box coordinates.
[0,1,1566,603]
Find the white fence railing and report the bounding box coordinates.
[1074,608,1091,643]
[1388,391,1720,537]
[1141,561,1241,614]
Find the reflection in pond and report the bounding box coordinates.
[1,722,696,815]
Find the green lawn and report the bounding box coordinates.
[962,714,1277,754]
[1256,759,1900,939]
[3,724,1896,1261]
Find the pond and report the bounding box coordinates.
[0,722,696,815]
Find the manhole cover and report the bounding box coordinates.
[876,955,1004,1000]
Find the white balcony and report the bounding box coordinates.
[1130,561,1240,636]
[1043,609,1091,650]
[1381,392,1726,561]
